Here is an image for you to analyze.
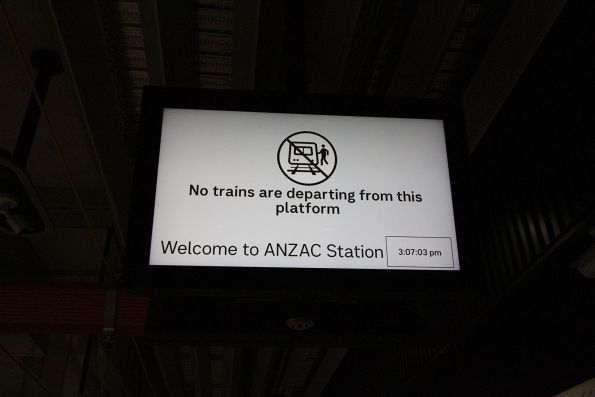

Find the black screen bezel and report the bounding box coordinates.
[124,87,476,295]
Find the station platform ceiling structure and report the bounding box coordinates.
[1,1,594,396]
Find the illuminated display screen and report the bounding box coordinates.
[148,108,460,271]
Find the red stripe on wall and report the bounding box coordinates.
[0,286,148,335]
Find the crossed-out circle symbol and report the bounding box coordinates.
[277,131,337,186]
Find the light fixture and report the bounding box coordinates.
[286,317,315,331]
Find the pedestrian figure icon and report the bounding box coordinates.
[319,144,329,165]
[278,131,337,186]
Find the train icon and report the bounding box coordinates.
[278,132,336,186]
[287,141,329,175]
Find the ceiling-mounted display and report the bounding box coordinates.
[148,108,460,271]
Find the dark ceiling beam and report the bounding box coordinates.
[255,0,310,92]
[250,347,275,397]
[308,0,362,94]
[338,0,385,95]
[193,346,211,397]
[222,346,241,397]
[254,0,284,91]
[130,338,172,397]
[387,0,465,97]
[279,347,311,396]
[463,0,568,151]
[154,345,185,397]
[304,348,348,397]
[283,0,307,93]
[40,335,84,396]
[138,0,165,85]
[155,0,195,87]
[50,0,132,245]
[232,0,260,89]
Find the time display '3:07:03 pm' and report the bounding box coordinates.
[397,248,443,258]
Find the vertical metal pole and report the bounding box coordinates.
[13,49,63,167]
